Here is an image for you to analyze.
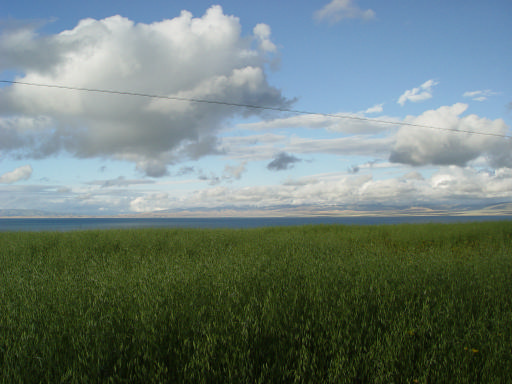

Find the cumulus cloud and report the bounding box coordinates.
[0,6,289,176]
[428,166,512,200]
[390,103,511,167]
[397,79,439,106]
[267,152,301,171]
[0,165,33,183]
[253,23,276,53]
[0,19,72,73]
[314,0,376,24]
[229,102,511,171]
[463,89,499,102]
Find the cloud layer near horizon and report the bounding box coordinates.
[127,166,512,213]
[0,6,289,176]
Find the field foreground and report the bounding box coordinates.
[1,222,511,383]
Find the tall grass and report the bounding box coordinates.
[1,221,511,383]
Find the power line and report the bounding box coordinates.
[1,79,510,139]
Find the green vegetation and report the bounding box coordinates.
[1,221,511,383]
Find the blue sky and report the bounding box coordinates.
[1,0,511,215]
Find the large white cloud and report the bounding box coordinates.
[0,6,289,176]
[390,103,511,167]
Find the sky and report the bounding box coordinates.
[1,0,511,215]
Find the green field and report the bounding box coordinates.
[1,221,511,383]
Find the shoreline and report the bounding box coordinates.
[2,210,512,219]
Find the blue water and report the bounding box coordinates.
[0,216,511,232]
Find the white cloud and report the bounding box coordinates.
[390,103,511,167]
[0,165,33,183]
[364,104,384,114]
[126,166,512,212]
[253,24,277,53]
[314,0,376,24]
[232,102,512,170]
[428,166,512,200]
[0,6,289,176]
[463,89,499,102]
[3,163,512,214]
[130,193,172,213]
[397,79,439,106]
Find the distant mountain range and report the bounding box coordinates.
[0,209,56,217]
[2,203,512,218]
[133,202,512,218]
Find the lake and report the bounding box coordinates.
[1,216,512,232]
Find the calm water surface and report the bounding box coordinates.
[1,216,512,232]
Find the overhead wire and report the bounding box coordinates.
[1,79,510,139]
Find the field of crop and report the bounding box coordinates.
[1,221,511,383]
